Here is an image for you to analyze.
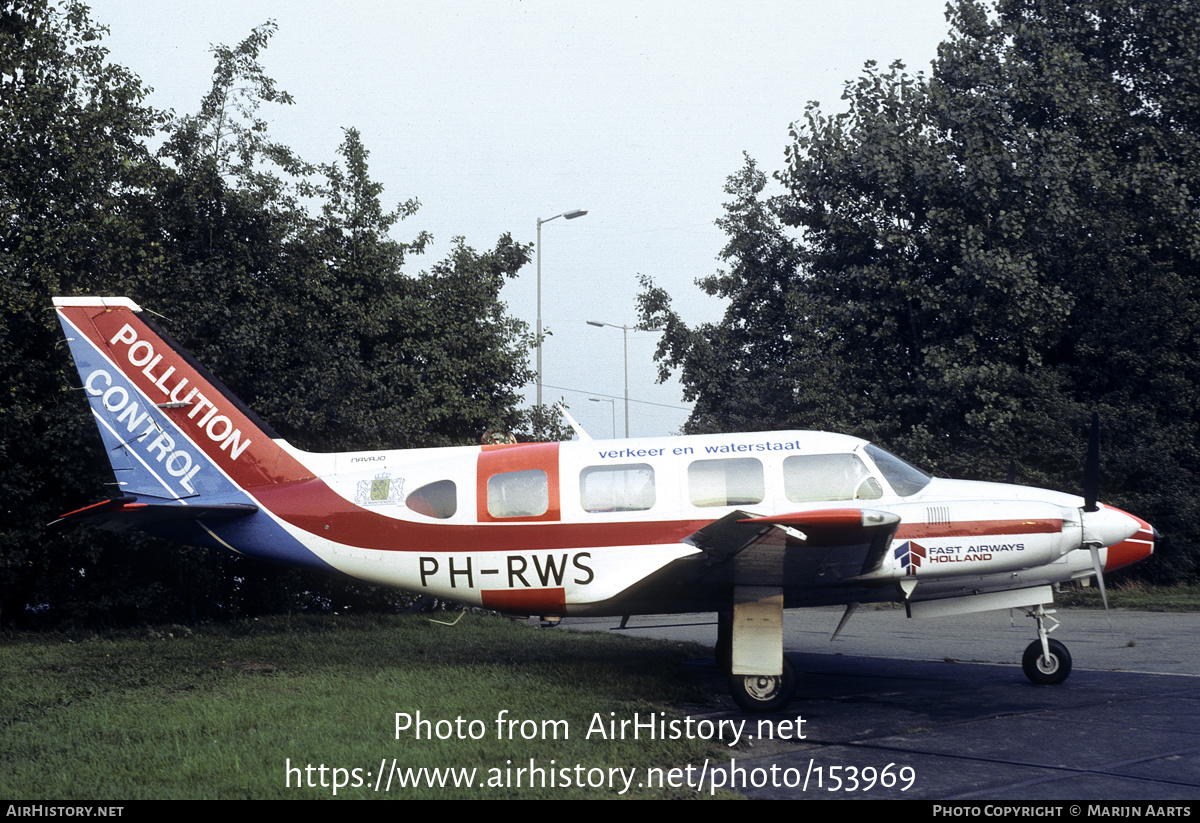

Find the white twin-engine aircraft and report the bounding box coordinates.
[54,296,1156,712]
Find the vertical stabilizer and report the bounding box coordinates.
[54,297,311,501]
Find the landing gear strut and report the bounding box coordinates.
[1020,604,1072,685]
[715,611,732,673]
[724,587,796,712]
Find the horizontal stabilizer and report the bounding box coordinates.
[53,495,258,529]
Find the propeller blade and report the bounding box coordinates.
[1088,545,1114,632]
[1083,412,1100,512]
[1005,459,1017,485]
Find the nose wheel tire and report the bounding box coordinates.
[729,657,796,713]
[1022,638,1072,685]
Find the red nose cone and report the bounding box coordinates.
[1102,508,1156,572]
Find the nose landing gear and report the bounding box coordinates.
[1020,604,1072,685]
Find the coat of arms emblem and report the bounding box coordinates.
[355,472,403,506]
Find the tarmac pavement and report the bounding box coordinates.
[564,608,1200,800]
[573,607,1200,676]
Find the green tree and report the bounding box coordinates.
[150,29,542,453]
[244,128,538,452]
[137,26,545,616]
[640,156,827,433]
[1,7,548,624]
[642,0,1200,582]
[0,0,172,624]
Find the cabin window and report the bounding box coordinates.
[783,454,882,502]
[580,463,655,512]
[487,469,549,518]
[406,480,457,519]
[688,458,764,507]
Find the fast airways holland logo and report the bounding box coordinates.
[894,541,927,576]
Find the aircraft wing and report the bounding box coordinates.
[590,508,901,614]
[687,508,901,587]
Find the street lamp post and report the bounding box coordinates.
[535,209,587,408]
[587,320,660,438]
[589,397,616,439]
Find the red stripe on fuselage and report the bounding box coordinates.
[251,478,706,551]
[253,478,1071,554]
[896,519,1062,539]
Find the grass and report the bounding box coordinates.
[1054,582,1200,612]
[1,613,738,799]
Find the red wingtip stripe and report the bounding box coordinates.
[739,508,864,527]
[58,496,145,520]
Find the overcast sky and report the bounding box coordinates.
[90,0,952,439]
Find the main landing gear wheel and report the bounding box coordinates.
[1022,638,1072,685]
[729,657,796,713]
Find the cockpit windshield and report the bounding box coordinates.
[863,444,932,497]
